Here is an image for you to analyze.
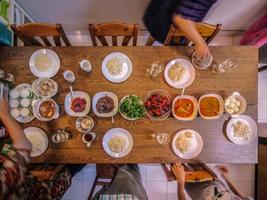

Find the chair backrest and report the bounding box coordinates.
[29,164,65,181]
[161,162,217,182]
[88,22,139,46]
[163,22,221,46]
[11,23,71,46]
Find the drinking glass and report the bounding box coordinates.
[152,133,170,145]
[212,58,237,74]
[147,61,164,79]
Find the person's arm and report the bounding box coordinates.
[0,87,31,160]
[172,14,210,58]
[218,166,246,198]
[172,162,186,200]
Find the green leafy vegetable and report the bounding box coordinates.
[119,95,145,119]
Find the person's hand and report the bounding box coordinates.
[172,162,185,186]
[194,41,210,59]
[0,86,10,119]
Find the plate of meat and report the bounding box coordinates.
[64,91,90,117]
[92,92,118,117]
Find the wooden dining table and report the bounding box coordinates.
[0,46,258,164]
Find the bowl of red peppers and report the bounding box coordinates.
[145,90,172,121]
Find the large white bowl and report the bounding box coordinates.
[172,129,203,159]
[29,48,60,78]
[103,128,133,158]
[164,58,195,89]
[102,52,132,83]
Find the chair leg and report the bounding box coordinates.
[88,176,98,200]
[259,65,267,72]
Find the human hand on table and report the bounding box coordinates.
[172,162,185,186]
[0,86,10,120]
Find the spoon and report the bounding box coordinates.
[69,86,75,99]
[215,111,228,121]
[111,107,115,124]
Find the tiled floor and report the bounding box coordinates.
[61,34,260,200]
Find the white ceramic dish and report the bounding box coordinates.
[10,83,36,123]
[29,48,60,78]
[224,92,247,117]
[76,116,94,133]
[102,52,132,83]
[32,98,59,121]
[172,95,198,121]
[164,58,195,89]
[119,95,145,121]
[24,127,48,157]
[64,91,90,117]
[172,129,203,159]
[102,128,133,158]
[226,115,257,145]
[92,92,118,117]
[32,78,58,98]
[198,94,224,120]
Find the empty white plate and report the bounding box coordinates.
[103,128,133,158]
[64,91,90,117]
[172,129,203,159]
[102,52,132,83]
[29,48,60,78]
[226,115,257,145]
[24,127,48,157]
[164,58,195,89]
[92,92,118,117]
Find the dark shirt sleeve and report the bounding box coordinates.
[174,0,217,22]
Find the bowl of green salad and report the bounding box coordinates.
[119,95,146,120]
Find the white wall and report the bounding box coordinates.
[17,0,267,34]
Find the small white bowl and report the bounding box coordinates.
[224,92,247,117]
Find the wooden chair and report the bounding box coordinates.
[29,164,66,181]
[161,162,217,182]
[88,22,139,46]
[88,164,119,200]
[11,23,71,46]
[146,22,221,46]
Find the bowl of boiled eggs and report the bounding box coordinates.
[224,92,247,116]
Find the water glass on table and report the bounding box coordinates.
[152,133,170,145]
[147,61,164,79]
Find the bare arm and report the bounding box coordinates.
[172,162,186,200]
[172,14,210,58]
[0,87,31,160]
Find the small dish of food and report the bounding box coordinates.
[199,94,224,120]
[164,58,195,89]
[92,92,118,117]
[172,129,203,159]
[102,52,132,83]
[226,115,257,145]
[32,78,58,98]
[76,116,94,133]
[172,95,198,121]
[9,84,36,123]
[119,95,145,120]
[29,48,60,78]
[102,128,133,158]
[65,91,90,117]
[224,92,247,116]
[33,98,59,121]
[145,90,171,121]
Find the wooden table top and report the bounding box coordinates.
[0,46,258,164]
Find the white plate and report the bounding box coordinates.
[102,52,132,83]
[103,128,133,158]
[64,91,90,117]
[172,95,198,121]
[164,58,195,89]
[32,78,58,98]
[29,48,60,78]
[172,129,203,159]
[92,92,118,117]
[24,127,48,157]
[10,84,36,123]
[226,115,257,145]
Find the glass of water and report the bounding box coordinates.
[212,58,237,74]
[147,61,164,79]
[152,133,170,145]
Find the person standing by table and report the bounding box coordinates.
[172,162,254,200]
[0,84,82,200]
[143,0,218,58]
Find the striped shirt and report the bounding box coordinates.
[100,194,139,200]
[174,0,217,22]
